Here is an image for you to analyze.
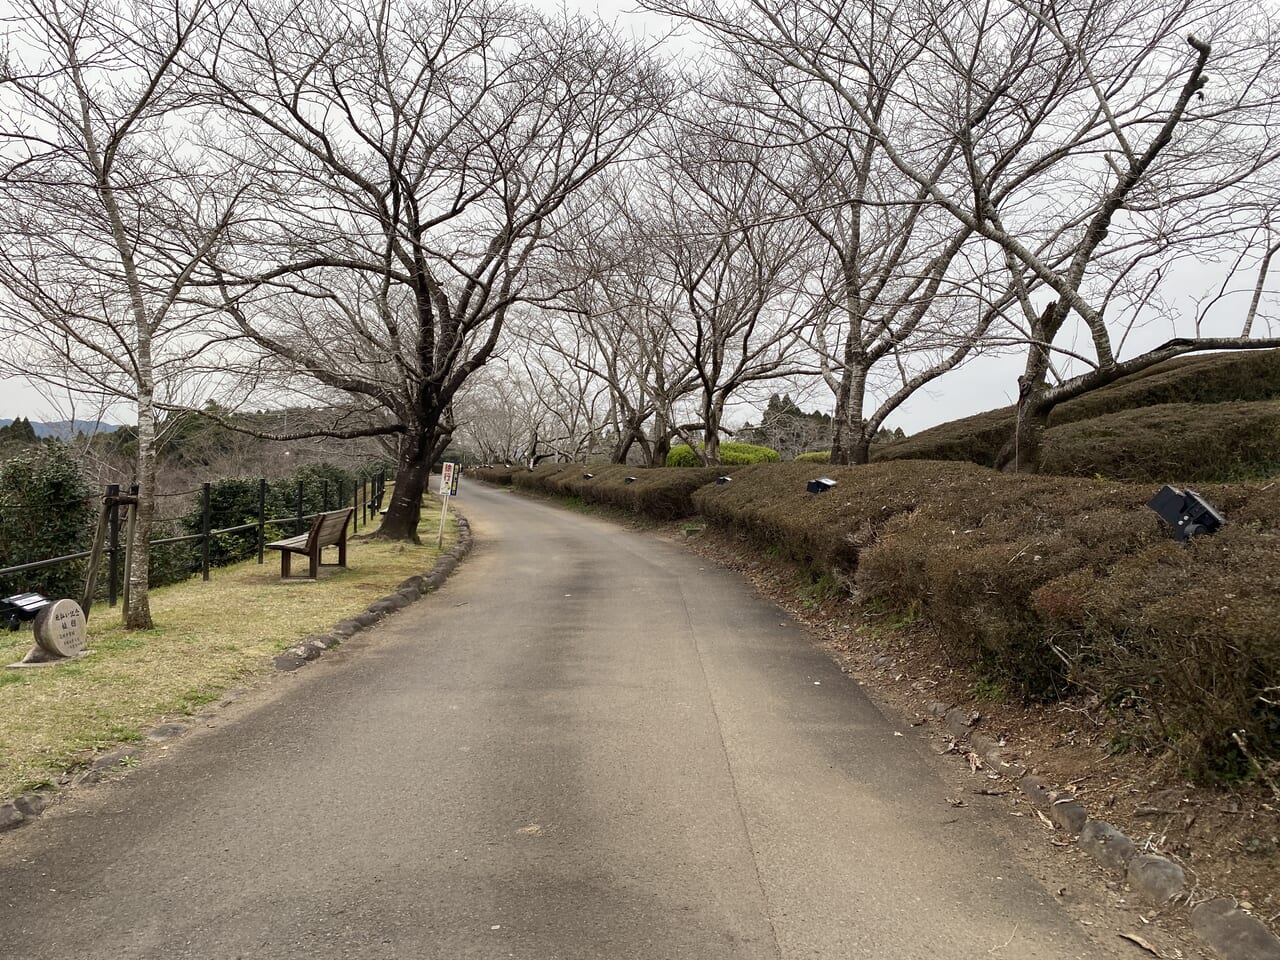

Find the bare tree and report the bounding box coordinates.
[528,180,703,466]
[649,0,1280,469]
[632,112,820,464]
[0,0,241,627]
[196,0,671,539]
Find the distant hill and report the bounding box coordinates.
[0,418,123,439]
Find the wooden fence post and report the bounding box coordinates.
[257,479,266,564]
[106,483,120,608]
[201,482,211,582]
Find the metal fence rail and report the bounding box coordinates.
[0,470,388,607]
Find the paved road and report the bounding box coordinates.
[0,482,1130,959]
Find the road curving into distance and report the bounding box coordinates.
[0,480,1135,959]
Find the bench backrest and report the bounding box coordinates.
[308,508,353,549]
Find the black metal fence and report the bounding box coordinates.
[0,469,387,608]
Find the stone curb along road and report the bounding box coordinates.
[927,701,1280,960]
[0,514,473,836]
[271,515,473,672]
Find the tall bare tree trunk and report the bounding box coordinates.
[831,361,869,465]
[126,385,156,629]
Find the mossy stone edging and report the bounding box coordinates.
[271,515,473,672]
[927,702,1280,960]
[0,517,474,836]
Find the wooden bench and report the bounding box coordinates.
[266,507,354,580]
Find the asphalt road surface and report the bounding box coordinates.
[0,481,1135,959]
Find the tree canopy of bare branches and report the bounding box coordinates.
[646,0,1280,467]
[198,0,672,537]
[0,0,244,627]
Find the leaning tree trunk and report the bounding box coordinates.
[998,329,1056,472]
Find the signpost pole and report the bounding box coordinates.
[436,462,457,550]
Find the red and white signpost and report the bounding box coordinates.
[437,462,460,548]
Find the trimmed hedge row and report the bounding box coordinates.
[697,463,1279,779]
[469,464,519,485]
[872,350,1280,482]
[479,459,1279,779]
[1047,349,1280,427]
[509,462,730,520]
[1039,400,1280,481]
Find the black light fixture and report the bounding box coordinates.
[716,476,732,485]
[624,476,637,484]
[1,593,50,631]
[807,477,837,494]
[1147,485,1225,541]
[582,473,594,480]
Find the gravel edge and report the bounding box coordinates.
[926,700,1280,960]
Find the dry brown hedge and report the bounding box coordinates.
[477,460,1279,777]
[1039,400,1280,481]
[693,462,1280,778]
[872,407,1014,467]
[1047,350,1280,427]
[510,462,729,520]
[468,464,520,485]
[872,349,1280,479]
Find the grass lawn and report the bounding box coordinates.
[0,500,456,800]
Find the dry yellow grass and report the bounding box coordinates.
[0,501,456,799]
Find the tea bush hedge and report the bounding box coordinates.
[469,464,520,485]
[1047,350,1280,427]
[1039,400,1280,481]
[873,349,1280,480]
[508,462,729,520]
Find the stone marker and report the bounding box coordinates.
[33,599,87,658]
[7,598,89,668]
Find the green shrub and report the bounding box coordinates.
[147,518,199,589]
[0,443,94,600]
[182,463,366,570]
[185,478,281,568]
[667,442,781,467]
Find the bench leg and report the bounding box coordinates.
[281,551,291,578]
[337,537,347,568]
[309,549,319,580]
